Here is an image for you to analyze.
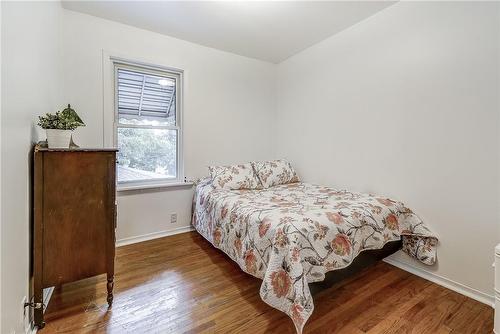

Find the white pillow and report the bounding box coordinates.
[208,163,262,190]
[251,160,300,188]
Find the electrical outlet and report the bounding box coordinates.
[170,213,177,224]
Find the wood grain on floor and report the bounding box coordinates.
[42,232,493,333]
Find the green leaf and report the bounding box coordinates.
[37,104,85,130]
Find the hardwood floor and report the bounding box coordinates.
[42,232,493,333]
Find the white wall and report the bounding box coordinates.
[60,10,276,241]
[1,2,62,333]
[0,2,3,330]
[276,2,500,299]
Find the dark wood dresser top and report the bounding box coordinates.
[35,142,118,152]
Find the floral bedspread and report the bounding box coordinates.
[192,179,438,333]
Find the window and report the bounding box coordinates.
[113,61,182,188]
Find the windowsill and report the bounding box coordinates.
[117,181,194,192]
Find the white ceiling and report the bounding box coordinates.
[61,1,395,63]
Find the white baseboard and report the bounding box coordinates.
[116,226,194,247]
[384,257,495,308]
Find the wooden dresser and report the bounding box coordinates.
[32,144,117,328]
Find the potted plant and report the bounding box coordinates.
[37,104,85,148]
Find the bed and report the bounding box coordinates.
[192,162,438,334]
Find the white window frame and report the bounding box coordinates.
[110,57,184,191]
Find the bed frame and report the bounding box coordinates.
[309,240,402,295]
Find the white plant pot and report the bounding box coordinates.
[46,129,72,148]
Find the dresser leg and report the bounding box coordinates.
[36,320,46,330]
[33,272,45,328]
[106,275,114,307]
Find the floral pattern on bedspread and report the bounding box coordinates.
[252,159,300,188]
[192,178,437,333]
